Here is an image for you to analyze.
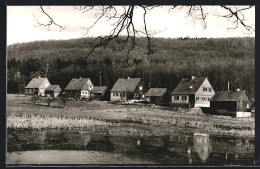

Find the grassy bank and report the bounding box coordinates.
[7,95,255,137]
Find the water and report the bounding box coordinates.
[7,129,255,165]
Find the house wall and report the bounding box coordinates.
[83,80,94,91]
[210,101,237,116]
[65,91,81,98]
[132,82,145,101]
[38,79,51,96]
[147,96,162,105]
[81,90,91,99]
[110,92,127,101]
[237,92,252,112]
[25,88,38,95]
[171,95,189,104]
[194,78,215,107]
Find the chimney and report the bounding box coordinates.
[38,76,41,79]
[236,88,240,91]
[127,77,130,79]
[79,77,82,79]
[191,76,195,81]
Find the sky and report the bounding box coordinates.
[7,6,255,45]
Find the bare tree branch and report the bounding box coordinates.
[35,5,255,67]
[35,6,65,31]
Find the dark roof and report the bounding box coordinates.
[91,86,108,94]
[146,88,167,97]
[171,77,206,95]
[64,78,90,91]
[25,77,48,88]
[210,90,252,102]
[111,78,141,92]
[45,85,60,92]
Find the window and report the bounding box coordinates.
[182,96,187,100]
[116,93,118,96]
[203,87,212,92]
[139,86,142,90]
[113,93,115,96]
[246,104,250,109]
[196,97,200,100]
[174,96,179,100]
[201,97,205,101]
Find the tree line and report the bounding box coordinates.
[7,37,255,101]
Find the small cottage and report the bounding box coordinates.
[45,85,61,97]
[110,77,144,102]
[91,86,109,101]
[24,77,50,96]
[210,89,252,117]
[64,77,93,99]
[171,76,215,108]
[145,88,168,105]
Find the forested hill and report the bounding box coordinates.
[7,37,255,99]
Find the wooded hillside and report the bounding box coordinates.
[7,37,255,99]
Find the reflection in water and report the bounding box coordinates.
[193,133,212,163]
[7,129,254,164]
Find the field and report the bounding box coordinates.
[7,94,255,137]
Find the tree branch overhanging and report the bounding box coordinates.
[36,5,255,67]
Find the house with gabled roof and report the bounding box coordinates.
[24,77,50,96]
[64,77,93,99]
[171,76,215,108]
[210,89,252,117]
[145,88,169,105]
[45,85,61,97]
[110,77,144,102]
[91,86,109,101]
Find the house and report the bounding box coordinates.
[64,77,93,99]
[45,85,61,97]
[24,77,50,96]
[171,76,215,108]
[91,86,109,101]
[210,89,252,117]
[110,77,144,102]
[145,88,169,105]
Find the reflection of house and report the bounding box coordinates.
[145,88,169,105]
[24,77,50,96]
[210,89,252,117]
[91,86,109,101]
[193,133,212,163]
[171,76,215,108]
[64,77,93,99]
[110,77,144,102]
[45,85,61,97]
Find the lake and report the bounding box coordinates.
[7,128,255,165]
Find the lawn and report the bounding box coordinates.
[7,95,255,137]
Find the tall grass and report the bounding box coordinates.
[7,114,114,131]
